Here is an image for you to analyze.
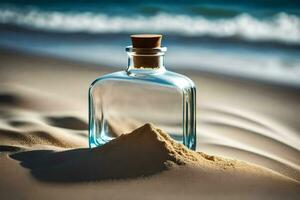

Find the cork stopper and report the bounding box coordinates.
[131,34,162,48]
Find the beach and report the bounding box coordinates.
[0,48,299,199]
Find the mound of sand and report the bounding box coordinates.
[11,123,298,187]
[13,123,202,181]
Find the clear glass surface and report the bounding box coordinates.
[89,47,196,150]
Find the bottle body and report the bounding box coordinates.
[89,68,196,150]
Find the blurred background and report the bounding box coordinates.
[0,0,299,86]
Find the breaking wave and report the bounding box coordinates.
[0,8,299,44]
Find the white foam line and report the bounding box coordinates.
[0,7,299,44]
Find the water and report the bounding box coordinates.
[0,0,299,86]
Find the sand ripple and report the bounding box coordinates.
[198,106,300,181]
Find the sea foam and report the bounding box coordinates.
[0,7,299,44]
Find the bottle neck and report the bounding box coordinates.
[126,46,167,72]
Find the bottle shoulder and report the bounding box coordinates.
[90,70,195,91]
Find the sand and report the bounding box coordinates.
[0,48,299,199]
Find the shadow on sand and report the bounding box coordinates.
[11,148,149,183]
[9,124,174,183]
[10,149,99,182]
[10,136,169,183]
[46,116,88,130]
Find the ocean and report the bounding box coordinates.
[0,0,299,86]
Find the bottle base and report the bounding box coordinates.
[89,131,196,150]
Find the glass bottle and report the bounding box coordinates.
[89,34,196,150]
